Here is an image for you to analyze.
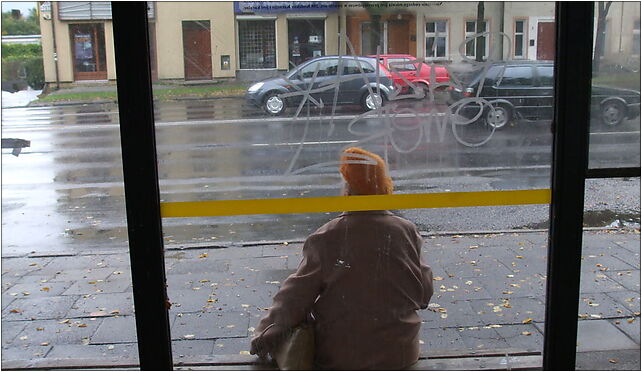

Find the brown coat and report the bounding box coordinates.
[256,210,434,370]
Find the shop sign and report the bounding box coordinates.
[234,2,337,14]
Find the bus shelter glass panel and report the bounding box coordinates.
[576,3,641,367]
[149,2,555,367]
[1,3,138,365]
[588,2,641,169]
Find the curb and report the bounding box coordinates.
[2,227,637,260]
[26,94,246,108]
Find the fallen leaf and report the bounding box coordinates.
[9,309,22,313]
[41,287,50,292]
[434,276,444,281]
[59,319,70,324]
[465,280,473,285]
[440,314,448,319]
[36,327,44,331]
[19,336,28,340]
[241,304,250,308]
[283,242,289,246]
[521,331,532,336]
[627,318,636,324]
[239,351,251,355]
[226,325,236,328]
[515,256,524,259]
[198,253,208,259]
[82,338,90,345]
[78,323,87,328]
[40,342,49,346]
[183,335,195,339]
[107,345,115,350]
[609,359,619,364]
[522,318,533,324]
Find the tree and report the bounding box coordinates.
[593,1,612,74]
[1,8,40,35]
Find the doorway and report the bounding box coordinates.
[182,20,212,80]
[387,20,409,54]
[69,23,107,81]
[537,21,556,60]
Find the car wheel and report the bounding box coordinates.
[601,100,626,126]
[361,91,385,111]
[484,104,512,129]
[264,92,286,115]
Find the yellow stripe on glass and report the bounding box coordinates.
[160,189,551,218]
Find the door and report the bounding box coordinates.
[387,20,409,54]
[70,23,107,81]
[182,21,212,80]
[495,65,540,119]
[290,58,339,106]
[537,22,555,60]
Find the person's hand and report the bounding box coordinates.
[250,324,287,360]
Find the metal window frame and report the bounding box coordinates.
[111,2,637,370]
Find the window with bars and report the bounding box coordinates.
[514,19,527,58]
[465,20,488,59]
[425,20,448,59]
[238,20,276,69]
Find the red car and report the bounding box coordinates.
[369,54,450,93]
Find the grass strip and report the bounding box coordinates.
[35,84,248,103]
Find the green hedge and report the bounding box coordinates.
[1,43,42,58]
[1,55,44,89]
[1,44,44,89]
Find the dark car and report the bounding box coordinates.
[245,56,396,115]
[450,61,641,128]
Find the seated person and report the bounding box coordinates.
[251,147,434,370]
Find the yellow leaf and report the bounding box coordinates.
[515,256,524,259]
[78,323,87,328]
[41,287,50,292]
[627,318,636,324]
[198,253,208,259]
[88,281,97,284]
[434,276,444,281]
[239,351,251,355]
[521,331,532,336]
[241,304,250,308]
[522,318,533,324]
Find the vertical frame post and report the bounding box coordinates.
[111,2,173,370]
[544,2,594,370]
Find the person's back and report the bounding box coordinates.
[250,147,433,370]
[310,210,431,369]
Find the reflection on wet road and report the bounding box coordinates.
[2,99,640,255]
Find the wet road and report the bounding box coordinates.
[2,99,640,255]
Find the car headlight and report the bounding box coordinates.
[248,82,264,93]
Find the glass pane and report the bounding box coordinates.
[238,20,276,69]
[426,22,435,33]
[138,1,556,368]
[577,179,641,369]
[501,66,533,86]
[2,6,137,367]
[588,2,641,169]
[516,20,524,33]
[515,34,524,56]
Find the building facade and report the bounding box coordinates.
[37,1,640,85]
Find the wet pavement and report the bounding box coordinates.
[2,99,640,256]
[1,229,639,369]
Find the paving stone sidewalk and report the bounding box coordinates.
[2,228,640,369]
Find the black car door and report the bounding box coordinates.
[533,65,555,120]
[494,65,540,120]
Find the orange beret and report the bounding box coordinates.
[339,147,393,195]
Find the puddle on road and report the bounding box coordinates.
[523,210,641,229]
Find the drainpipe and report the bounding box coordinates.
[51,2,60,90]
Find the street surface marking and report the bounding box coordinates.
[160,189,551,217]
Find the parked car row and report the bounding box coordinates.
[246,56,640,128]
[451,61,641,128]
